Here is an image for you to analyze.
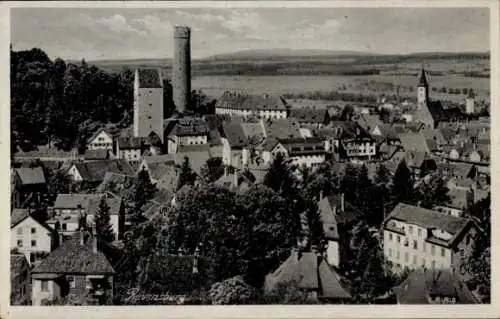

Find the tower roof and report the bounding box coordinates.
[417,65,428,87]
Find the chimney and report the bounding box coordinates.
[92,224,97,253]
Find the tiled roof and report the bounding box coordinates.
[221,122,248,148]
[11,208,30,226]
[32,235,115,275]
[446,188,470,210]
[143,154,176,166]
[385,203,471,244]
[137,68,163,88]
[166,117,209,137]
[175,145,212,175]
[86,128,112,144]
[330,121,373,140]
[398,132,429,153]
[72,160,135,182]
[266,251,351,300]
[84,149,110,160]
[147,162,177,181]
[207,129,223,146]
[264,118,302,140]
[289,108,329,124]
[95,172,135,194]
[355,114,383,132]
[54,193,102,209]
[393,268,478,304]
[87,197,123,216]
[241,122,265,145]
[117,136,145,150]
[15,167,46,185]
[215,91,289,111]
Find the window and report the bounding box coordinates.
[413,255,417,265]
[31,228,36,234]
[418,228,422,237]
[431,244,436,256]
[17,240,23,247]
[68,276,75,288]
[396,251,400,260]
[441,247,446,257]
[388,248,392,257]
[30,253,35,263]
[149,103,152,106]
[17,228,22,235]
[62,223,67,231]
[31,240,37,247]
[413,240,418,250]
[404,252,409,262]
[389,233,393,241]
[41,280,49,291]
[397,235,400,244]
[409,225,413,234]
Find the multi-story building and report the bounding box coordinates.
[383,203,476,273]
[329,121,377,160]
[280,137,326,169]
[11,209,58,265]
[165,117,209,154]
[86,129,114,152]
[215,91,290,120]
[133,68,164,143]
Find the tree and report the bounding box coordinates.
[414,174,450,209]
[47,168,72,196]
[374,164,391,186]
[177,156,197,190]
[340,105,355,121]
[390,160,414,207]
[200,157,225,183]
[262,280,317,304]
[208,276,257,305]
[95,197,115,243]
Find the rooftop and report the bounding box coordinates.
[215,91,290,111]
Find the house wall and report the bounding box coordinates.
[221,138,231,166]
[344,141,377,158]
[290,154,325,169]
[32,278,61,306]
[11,217,54,264]
[465,98,475,114]
[88,131,113,151]
[67,165,83,182]
[383,220,454,273]
[215,107,287,120]
[326,240,340,267]
[451,226,476,271]
[133,84,164,143]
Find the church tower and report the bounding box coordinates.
[417,64,429,107]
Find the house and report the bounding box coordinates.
[317,193,361,268]
[86,129,114,152]
[215,91,290,120]
[330,121,377,160]
[11,167,47,208]
[11,209,58,265]
[437,162,476,181]
[164,117,209,154]
[220,121,249,168]
[11,253,31,305]
[67,159,135,185]
[404,150,436,178]
[392,268,478,304]
[371,123,401,146]
[115,136,147,162]
[383,203,476,273]
[48,194,124,240]
[265,249,352,303]
[31,229,123,305]
[277,137,326,169]
[355,114,383,134]
[289,107,330,127]
[207,128,224,159]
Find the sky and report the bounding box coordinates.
[10,7,490,61]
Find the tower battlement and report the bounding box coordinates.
[174,26,191,38]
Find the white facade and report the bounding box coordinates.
[289,154,325,169]
[32,278,61,306]
[167,135,208,154]
[326,240,340,267]
[117,148,142,162]
[133,70,164,143]
[67,164,83,182]
[11,217,54,265]
[465,98,475,114]
[87,131,113,151]
[215,107,287,120]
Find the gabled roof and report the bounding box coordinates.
[11,209,54,234]
[71,160,135,183]
[385,203,471,247]
[165,117,209,137]
[32,235,116,275]
[355,114,383,132]
[215,91,290,111]
[445,188,470,210]
[14,167,46,185]
[84,149,110,160]
[393,268,478,304]
[54,193,102,209]
[264,118,302,140]
[86,128,112,144]
[265,251,351,300]
[330,121,373,140]
[86,197,123,216]
[289,108,329,124]
[221,122,248,148]
[137,68,163,88]
[398,132,429,153]
[175,145,212,175]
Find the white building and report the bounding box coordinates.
[383,203,476,273]
[86,129,114,151]
[215,91,290,120]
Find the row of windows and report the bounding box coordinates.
[388,232,446,257]
[16,227,37,235]
[17,239,37,247]
[90,143,112,147]
[390,251,438,269]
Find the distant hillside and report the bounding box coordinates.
[204,48,377,61]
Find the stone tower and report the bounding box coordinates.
[417,64,429,108]
[173,26,191,114]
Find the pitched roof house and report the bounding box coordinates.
[67,160,135,184]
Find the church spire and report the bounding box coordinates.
[418,63,428,87]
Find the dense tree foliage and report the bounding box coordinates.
[200,157,225,183]
[177,156,197,190]
[11,48,135,152]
